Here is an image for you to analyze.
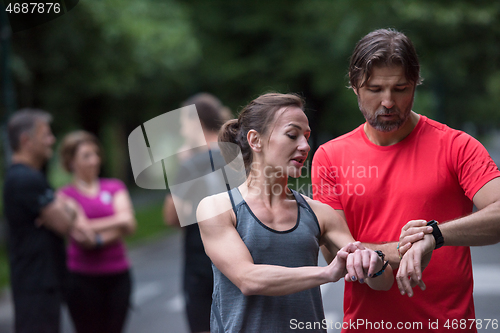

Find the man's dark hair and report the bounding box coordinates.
[8,108,52,152]
[181,93,229,132]
[349,28,423,90]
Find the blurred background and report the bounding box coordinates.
[0,0,500,332]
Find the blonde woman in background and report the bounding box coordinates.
[58,131,136,333]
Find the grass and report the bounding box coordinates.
[0,200,174,290]
[0,246,8,290]
[126,201,176,245]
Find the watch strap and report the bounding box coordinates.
[372,250,388,278]
[427,220,444,249]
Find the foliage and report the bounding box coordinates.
[125,200,173,245]
[3,0,500,172]
[183,0,500,145]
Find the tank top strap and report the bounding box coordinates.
[290,188,308,207]
[227,187,244,218]
[290,189,322,235]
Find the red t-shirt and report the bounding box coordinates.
[312,115,499,332]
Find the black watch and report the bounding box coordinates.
[427,220,444,249]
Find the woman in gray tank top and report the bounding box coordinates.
[197,93,394,332]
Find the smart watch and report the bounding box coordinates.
[427,220,444,249]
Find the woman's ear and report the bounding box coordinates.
[247,129,262,153]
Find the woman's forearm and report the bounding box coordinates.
[366,266,394,291]
[89,212,136,234]
[238,264,333,296]
[98,227,126,246]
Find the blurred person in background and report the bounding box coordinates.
[163,93,230,333]
[4,109,95,333]
[58,130,136,333]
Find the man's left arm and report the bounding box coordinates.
[440,176,500,246]
[396,176,500,296]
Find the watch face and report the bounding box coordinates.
[427,220,438,227]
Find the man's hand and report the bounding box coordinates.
[398,219,434,257]
[396,234,435,297]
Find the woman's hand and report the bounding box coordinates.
[327,242,369,282]
[396,234,434,297]
[398,219,433,257]
[70,214,96,249]
[344,248,383,284]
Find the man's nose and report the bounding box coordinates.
[381,92,395,109]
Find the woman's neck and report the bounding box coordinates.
[244,170,292,207]
[73,176,99,195]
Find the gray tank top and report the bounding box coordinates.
[210,187,326,333]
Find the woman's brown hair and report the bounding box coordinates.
[59,130,103,172]
[218,93,304,175]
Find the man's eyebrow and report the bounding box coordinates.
[286,123,311,132]
[366,82,409,87]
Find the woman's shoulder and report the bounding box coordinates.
[301,194,329,210]
[197,191,235,224]
[301,195,338,223]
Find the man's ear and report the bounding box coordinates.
[352,86,359,96]
[18,132,31,150]
[247,129,262,153]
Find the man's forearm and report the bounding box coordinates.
[441,201,500,246]
[41,198,78,236]
[362,242,400,269]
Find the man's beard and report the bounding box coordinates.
[359,103,412,133]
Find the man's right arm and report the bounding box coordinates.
[39,195,77,236]
[320,209,401,267]
[323,210,428,269]
[39,195,96,247]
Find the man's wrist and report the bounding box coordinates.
[426,220,444,249]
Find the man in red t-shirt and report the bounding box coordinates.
[312,28,500,332]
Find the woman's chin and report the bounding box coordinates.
[286,166,303,178]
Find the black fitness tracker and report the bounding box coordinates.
[372,250,389,277]
[427,220,444,249]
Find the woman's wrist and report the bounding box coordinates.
[94,233,104,248]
